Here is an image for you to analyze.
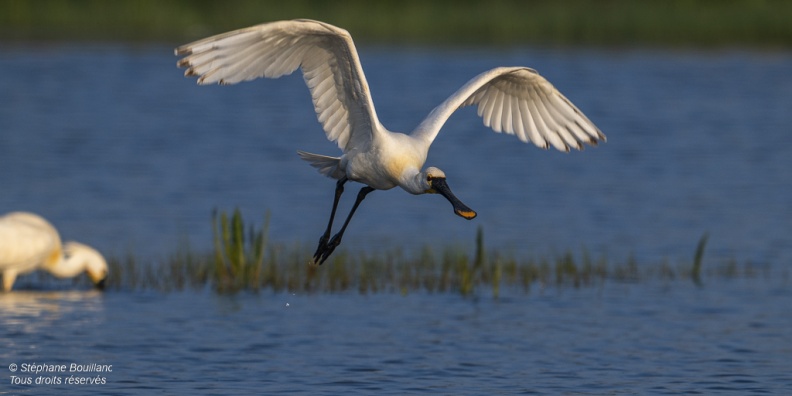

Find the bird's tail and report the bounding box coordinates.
[297,151,344,179]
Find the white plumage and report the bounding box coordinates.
[175,19,605,265]
[0,212,108,291]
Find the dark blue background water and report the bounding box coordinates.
[1,44,791,393]
[2,279,791,394]
[1,45,791,266]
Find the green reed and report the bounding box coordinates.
[101,210,779,296]
[211,209,269,293]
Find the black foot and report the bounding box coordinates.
[311,233,342,265]
[310,185,373,266]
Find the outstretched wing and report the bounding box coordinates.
[175,19,381,150]
[413,67,604,152]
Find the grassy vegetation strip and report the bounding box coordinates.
[7,211,777,295]
[103,244,771,296]
[2,0,792,47]
[101,217,770,296]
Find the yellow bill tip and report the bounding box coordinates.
[456,209,477,220]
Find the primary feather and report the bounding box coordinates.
[176,19,380,151]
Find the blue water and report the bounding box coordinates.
[1,45,790,266]
[2,45,792,393]
[2,278,791,394]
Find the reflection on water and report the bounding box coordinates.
[0,290,104,338]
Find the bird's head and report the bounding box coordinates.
[421,167,477,220]
[64,242,109,290]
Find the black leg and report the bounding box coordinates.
[313,185,374,265]
[312,177,347,263]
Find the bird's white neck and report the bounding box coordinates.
[46,242,106,281]
[400,169,430,195]
[47,254,89,279]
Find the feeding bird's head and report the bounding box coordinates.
[64,242,109,290]
[422,167,477,220]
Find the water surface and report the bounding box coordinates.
[2,279,791,394]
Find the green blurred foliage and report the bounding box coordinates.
[1,0,791,47]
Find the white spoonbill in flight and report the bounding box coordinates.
[175,19,604,265]
[0,212,108,291]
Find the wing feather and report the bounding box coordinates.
[489,88,504,133]
[519,98,546,148]
[510,94,528,143]
[502,87,514,134]
[475,89,488,118]
[527,96,565,151]
[530,84,573,151]
[414,67,604,152]
[176,19,381,151]
[544,93,590,143]
[480,87,496,128]
[539,89,584,149]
